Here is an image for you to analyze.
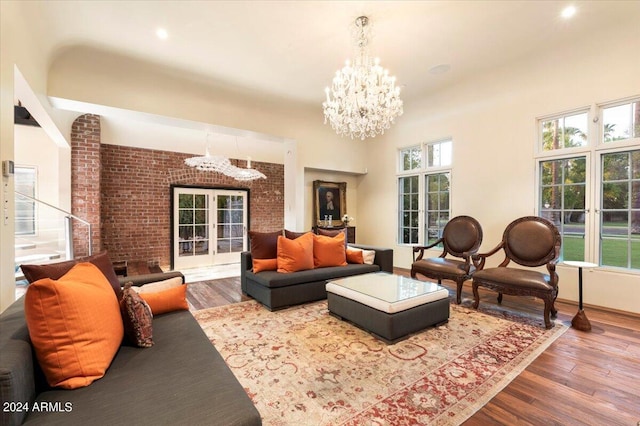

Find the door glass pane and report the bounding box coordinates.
[195,210,207,224]
[179,210,193,225]
[231,210,243,223]
[194,194,207,209]
[217,224,229,238]
[231,225,243,238]
[179,194,193,208]
[217,240,230,253]
[218,210,230,223]
[194,240,208,255]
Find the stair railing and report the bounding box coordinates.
[14,191,92,258]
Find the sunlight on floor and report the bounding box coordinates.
[180,263,241,283]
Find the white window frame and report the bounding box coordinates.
[397,139,453,246]
[596,96,640,150]
[535,96,640,273]
[536,106,591,158]
[398,145,423,174]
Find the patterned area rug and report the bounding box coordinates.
[194,300,567,425]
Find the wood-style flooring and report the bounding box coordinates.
[152,264,640,425]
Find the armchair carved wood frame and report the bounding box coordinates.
[471,216,561,329]
[411,216,483,304]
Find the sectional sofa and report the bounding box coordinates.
[0,255,261,426]
[241,243,394,310]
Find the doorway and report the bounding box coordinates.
[172,186,248,270]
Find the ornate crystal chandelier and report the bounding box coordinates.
[184,134,266,181]
[323,16,403,140]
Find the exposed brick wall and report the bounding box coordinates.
[70,114,101,257]
[100,144,284,269]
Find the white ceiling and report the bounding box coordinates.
[13,1,639,163]
[22,0,640,107]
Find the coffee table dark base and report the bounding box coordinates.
[327,293,450,344]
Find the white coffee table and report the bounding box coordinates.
[326,272,450,344]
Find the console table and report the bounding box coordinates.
[314,226,355,244]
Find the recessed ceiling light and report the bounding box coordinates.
[156,28,169,40]
[428,64,451,75]
[561,5,577,19]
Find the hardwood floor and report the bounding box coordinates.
[181,269,640,425]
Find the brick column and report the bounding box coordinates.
[70,114,101,257]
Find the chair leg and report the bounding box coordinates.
[543,298,554,329]
[455,280,462,304]
[551,292,558,318]
[472,281,480,309]
[497,293,503,304]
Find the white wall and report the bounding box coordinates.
[0,2,60,311]
[14,125,71,256]
[358,22,640,313]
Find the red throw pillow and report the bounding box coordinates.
[139,285,189,315]
[314,233,347,268]
[277,233,314,273]
[252,258,278,273]
[346,246,365,264]
[24,263,124,389]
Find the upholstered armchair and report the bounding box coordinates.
[411,215,483,304]
[472,216,561,329]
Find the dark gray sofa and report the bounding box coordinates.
[0,273,262,426]
[241,244,393,310]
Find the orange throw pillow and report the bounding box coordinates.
[139,285,189,315]
[253,258,278,273]
[346,246,365,264]
[314,232,347,268]
[277,233,314,273]
[24,262,124,389]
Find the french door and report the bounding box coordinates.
[173,187,248,269]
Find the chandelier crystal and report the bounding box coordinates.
[323,16,403,140]
[184,134,266,181]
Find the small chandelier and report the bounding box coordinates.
[323,16,403,140]
[185,134,266,181]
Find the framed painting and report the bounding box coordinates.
[313,180,346,227]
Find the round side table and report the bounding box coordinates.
[563,261,597,331]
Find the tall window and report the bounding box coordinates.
[539,157,586,261]
[600,150,640,269]
[15,166,36,236]
[536,97,640,271]
[398,139,452,245]
[398,175,419,244]
[425,173,450,245]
